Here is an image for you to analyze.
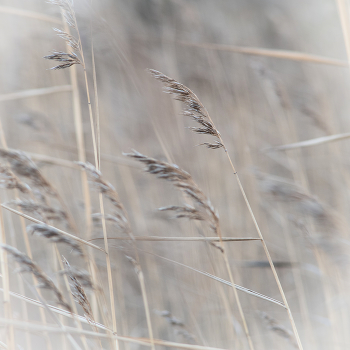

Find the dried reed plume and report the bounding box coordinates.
[0,164,30,193]
[28,224,83,256]
[44,1,83,70]
[1,244,72,312]
[48,0,76,28]
[9,199,68,223]
[155,310,196,344]
[78,162,132,236]
[258,311,297,348]
[53,28,79,51]
[0,148,55,195]
[149,70,224,150]
[61,256,94,322]
[125,151,219,237]
[256,170,327,219]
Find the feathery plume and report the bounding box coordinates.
[53,28,79,51]
[9,200,68,223]
[126,150,219,236]
[155,310,196,344]
[1,244,72,312]
[44,51,81,70]
[61,257,94,322]
[78,162,131,235]
[28,224,83,256]
[47,0,76,28]
[149,69,224,150]
[0,148,55,195]
[0,164,30,193]
[258,312,297,348]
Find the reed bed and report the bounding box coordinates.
[0,1,349,349]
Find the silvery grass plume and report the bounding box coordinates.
[149,69,224,150]
[45,1,83,70]
[1,244,72,312]
[44,51,81,70]
[0,164,30,193]
[125,151,220,237]
[155,310,197,344]
[258,311,297,349]
[48,0,76,28]
[9,200,68,223]
[61,256,94,322]
[78,162,132,236]
[256,170,328,220]
[28,224,83,256]
[53,28,79,51]
[0,149,55,195]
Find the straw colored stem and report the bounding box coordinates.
[0,207,15,350]
[96,236,261,242]
[0,85,72,102]
[0,317,231,350]
[0,6,61,24]
[223,150,303,350]
[1,204,105,253]
[219,235,254,350]
[136,268,155,350]
[178,41,348,67]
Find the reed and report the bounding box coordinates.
[1,1,348,349]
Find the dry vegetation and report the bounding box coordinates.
[0,0,350,349]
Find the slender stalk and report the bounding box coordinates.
[69,5,117,339]
[178,40,348,66]
[1,205,105,253]
[62,11,101,327]
[218,140,303,350]
[217,227,254,350]
[149,70,303,349]
[0,207,15,350]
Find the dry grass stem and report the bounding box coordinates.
[93,236,261,242]
[2,287,109,331]
[0,85,72,102]
[0,317,230,350]
[127,256,155,350]
[1,204,105,253]
[178,41,348,66]
[0,5,61,24]
[272,132,350,150]
[142,250,286,308]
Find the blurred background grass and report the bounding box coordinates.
[1,0,350,349]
